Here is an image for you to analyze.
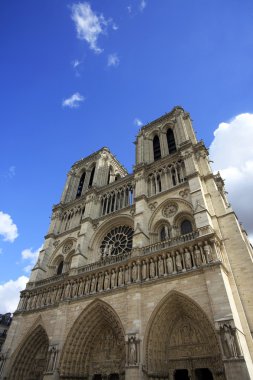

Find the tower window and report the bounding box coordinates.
[76,172,86,198]
[180,220,193,235]
[167,128,177,154]
[57,261,64,275]
[153,135,161,161]
[89,166,96,187]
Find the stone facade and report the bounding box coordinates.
[1,106,253,380]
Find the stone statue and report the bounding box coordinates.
[132,262,137,282]
[90,275,96,293]
[149,259,155,278]
[158,256,164,276]
[78,279,85,296]
[84,276,90,294]
[175,252,182,271]
[64,281,71,299]
[166,254,173,274]
[194,245,202,266]
[72,281,78,297]
[111,269,116,288]
[47,346,57,372]
[223,325,238,357]
[184,248,192,269]
[129,337,137,365]
[97,273,103,292]
[104,271,110,290]
[118,267,123,286]
[204,241,213,262]
[142,260,147,280]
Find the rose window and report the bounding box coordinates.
[100,225,134,256]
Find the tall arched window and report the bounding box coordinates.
[107,167,113,184]
[167,128,177,154]
[153,135,161,161]
[89,166,96,187]
[180,220,193,235]
[57,260,64,275]
[76,172,86,198]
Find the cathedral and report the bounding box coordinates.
[1,106,253,380]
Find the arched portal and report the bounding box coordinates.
[144,292,224,380]
[9,324,49,380]
[59,299,125,379]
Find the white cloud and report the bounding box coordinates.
[112,23,119,31]
[71,2,109,54]
[0,211,18,243]
[140,0,147,12]
[62,92,85,108]
[127,5,132,14]
[0,276,29,313]
[107,53,120,67]
[209,113,253,237]
[72,59,81,69]
[8,166,16,179]
[134,118,143,127]
[21,246,42,273]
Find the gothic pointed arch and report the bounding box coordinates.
[76,171,86,198]
[144,291,224,378]
[8,324,49,380]
[153,135,161,160]
[59,299,125,379]
[166,127,177,154]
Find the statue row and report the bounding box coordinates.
[17,242,214,312]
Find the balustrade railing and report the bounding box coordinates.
[17,233,222,314]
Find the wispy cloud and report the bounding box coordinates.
[21,245,43,273]
[62,92,85,108]
[127,1,147,15]
[134,118,143,127]
[139,0,147,12]
[71,2,109,54]
[8,166,16,179]
[112,23,119,31]
[107,53,120,67]
[72,59,82,69]
[0,211,18,243]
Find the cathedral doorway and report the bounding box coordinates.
[144,292,224,379]
[195,368,213,380]
[8,324,49,380]
[174,369,190,380]
[59,300,125,379]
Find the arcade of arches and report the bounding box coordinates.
[7,295,225,380]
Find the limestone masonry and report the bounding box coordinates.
[1,106,253,380]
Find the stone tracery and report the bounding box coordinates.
[100,225,134,257]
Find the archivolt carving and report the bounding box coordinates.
[8,324,49,380]
[59,299,125,378]
[144,291,223,375]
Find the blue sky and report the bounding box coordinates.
[1,0,253,312]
